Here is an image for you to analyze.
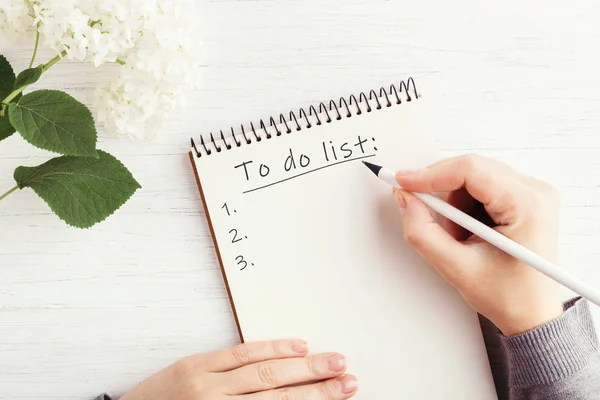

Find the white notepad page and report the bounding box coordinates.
[191,97,498,399]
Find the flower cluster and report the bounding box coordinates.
[0,0,33,43]
[0,0,201,139]
[91,1,201,139]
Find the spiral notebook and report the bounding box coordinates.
[188,78,498,399]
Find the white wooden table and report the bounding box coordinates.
[2,1,600,398]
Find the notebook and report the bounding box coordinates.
[188,78,498,399]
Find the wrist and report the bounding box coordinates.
[499,297,598,388]
[495,303,565,336]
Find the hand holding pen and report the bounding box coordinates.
[364,154,586,336]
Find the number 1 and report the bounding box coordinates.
[222,203,230,216]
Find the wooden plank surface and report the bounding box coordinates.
[1,0,600,398]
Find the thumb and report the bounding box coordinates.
[394,189,476,288]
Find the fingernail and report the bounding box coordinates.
[394,191,407,215]
[396,169,418,177]
[327,354,346,372]
[291,340,307,353]
[338,375,358,394]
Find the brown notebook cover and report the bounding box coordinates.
[188,150,244,342]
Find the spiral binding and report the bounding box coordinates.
[191,77,418,158]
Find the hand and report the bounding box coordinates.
[393,154,564,336]
[120,339,357,400]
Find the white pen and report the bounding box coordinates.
[362,160,600,308]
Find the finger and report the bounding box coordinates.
[395,155,465,181]
[442,188,496,241]
[201,340,308,372]
[223,352,347,394]
[438,188,477,241]
[238,374,358,400]
[394,189,478,287]
[396,154,511,197]
[411,154,463,171]
[395,154,523,224]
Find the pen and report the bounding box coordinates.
[362,160,600,308]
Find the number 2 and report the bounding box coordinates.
[235,255,248,270]
[229,229,242,243]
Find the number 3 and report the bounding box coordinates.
[235,255,248,271]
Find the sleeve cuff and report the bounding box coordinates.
[500,297,599,388]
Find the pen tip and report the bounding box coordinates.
[362,161,382,176]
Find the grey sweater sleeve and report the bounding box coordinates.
[94,298,599,400]
[480,297,600,400]
[498,297,600,399]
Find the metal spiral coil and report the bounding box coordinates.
[191,77,418,157]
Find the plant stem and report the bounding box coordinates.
[29,29,40,68]
[24,0,35,18]
[1,49,67,106]
[2,88,21,105]
[0,186,18,202]
[42,49,67,72]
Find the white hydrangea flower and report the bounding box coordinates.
[92,0,201,138]
[2,0,201,139]
[0,0,34,43]
[33,0,141,66]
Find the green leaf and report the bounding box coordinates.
[13,65,43,90]
[8,89,98,157]
[0,54,15,98]
[0,55,16,141]
[14,150,141,229]
[0,115,15,141]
